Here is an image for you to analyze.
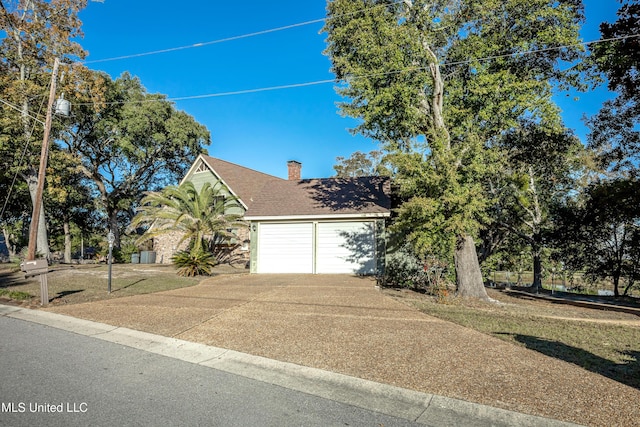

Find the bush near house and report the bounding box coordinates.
[171,250,217,277]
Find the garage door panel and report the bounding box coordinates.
[257,223,313,273]
[316,222,376,274]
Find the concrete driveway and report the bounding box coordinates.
[46,274,640,427]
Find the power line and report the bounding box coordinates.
[72,33,639,107]
[83,18,326,64]
[81,0,403,65]
[168,80,335,101]
[0,98,46,125]
[0,90,49,223]
[445,34,640,68]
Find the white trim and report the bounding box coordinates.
[180,154,249,210]
[244,212,389,221]
[179,153,207,185]
[194,162,208,173]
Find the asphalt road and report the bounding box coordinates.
[0,305,582,427]
[0,316,422,427]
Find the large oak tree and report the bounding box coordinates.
[58,71,210,247]
[324,0,586,298]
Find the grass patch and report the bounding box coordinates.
[387,289,640,389]
[0,263,202,305]
[0,288,33,301]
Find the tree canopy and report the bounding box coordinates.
[588,0,640,173]
[333,150,388,177]
[324,0,586,298]
[0,0,88,257]
[1,1,211,258]
[58,71,210,246]
[555,179,640,296]
[490,123,586,291]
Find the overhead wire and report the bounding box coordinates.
[71,33,639,107]
[8,1,632,108]
[83,18,327,64]
[82,0,404,65]
[0,98,46,125]
[0,89,50,223]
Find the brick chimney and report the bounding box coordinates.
[287,160,301,180]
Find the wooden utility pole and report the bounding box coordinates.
[27,57,59,261]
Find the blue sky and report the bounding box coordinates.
[78,0,620,179]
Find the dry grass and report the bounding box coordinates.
[0,263,211,306]
[384,287,640,390]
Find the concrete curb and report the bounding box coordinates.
[0,305,582,427]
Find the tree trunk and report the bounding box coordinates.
[455,235,490,300]
[532,250,542,293]
[63,220,72,263]
[1,226,12,258]
[26,172,50,259]
[612,273,620,297]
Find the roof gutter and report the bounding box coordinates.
[244,212,390,221]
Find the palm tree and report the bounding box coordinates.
[131,181,246,254]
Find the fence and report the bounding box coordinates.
[486,270,639,297]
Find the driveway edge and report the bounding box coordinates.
[0,305,582,427]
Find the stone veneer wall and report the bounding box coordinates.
[227,226,251,265]
[153,232,189,264]
[152,227,250,265]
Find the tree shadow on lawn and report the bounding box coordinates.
[51,289,84,302]
[110,278,146,293]
[496,333,640,390]
[0,270,30,288]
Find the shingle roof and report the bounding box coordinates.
[201,156,391,218]
[244,176,391,218]
[201,156,284,208]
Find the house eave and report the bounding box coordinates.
[244,212,390,221]
[181,154,249,210]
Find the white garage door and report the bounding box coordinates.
[316,222,376,274]
[257,223,313,273]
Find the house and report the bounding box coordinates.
[153,154,391,274]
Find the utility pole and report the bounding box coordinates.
[27,57,59,261]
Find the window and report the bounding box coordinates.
[194,162,208,173]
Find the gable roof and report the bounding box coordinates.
[244,176,391,219]
[183,155,391,219]
[189,155,285,209]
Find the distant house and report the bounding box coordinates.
[153,154,391,274]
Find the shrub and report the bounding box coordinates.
[378,245,429,290]
[378,244,451,297]
[114,239,141,263]
[171,250,217,277]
